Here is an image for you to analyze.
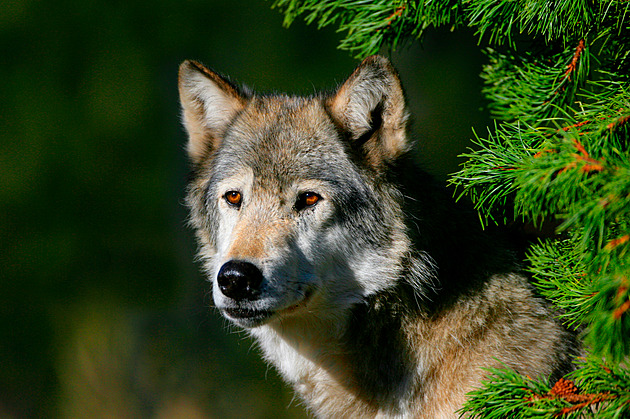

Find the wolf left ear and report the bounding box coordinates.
[328,55,409,169]
[178,60,248,164]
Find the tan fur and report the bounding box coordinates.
[328,55,409,170]
[225,196,293,261]
[178,60,247,164]
[401,274,568,418]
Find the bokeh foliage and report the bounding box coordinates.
[1,0,488,417]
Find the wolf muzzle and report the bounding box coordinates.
[217,260,263,301]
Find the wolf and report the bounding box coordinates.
[178,55,579,418]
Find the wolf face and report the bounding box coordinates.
[180,57,422,329]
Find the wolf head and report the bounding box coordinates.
[179,56,426,328]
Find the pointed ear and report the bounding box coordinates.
[178,60,248,164]
[328,55,410,169]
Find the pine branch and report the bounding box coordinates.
[449,121,542,226]
[271,0,462,57]
[585,254,630,362]
[463,360,630,418]
[527,236,595,329]
[567,358,630,417]
[465,0,593,47]
[272,0,408,57]
[460,367,552,419]
[481,40,590,122]
[514,131,630,236]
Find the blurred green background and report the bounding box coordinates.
[1,1,488,417]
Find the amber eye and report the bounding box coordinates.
[224,191,242,207]
[295,192,321,211]
[304,193,319,206]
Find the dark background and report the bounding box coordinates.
[1,1,488,417]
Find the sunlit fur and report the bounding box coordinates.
[179,56,579,418]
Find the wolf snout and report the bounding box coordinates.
[217,260,264,301]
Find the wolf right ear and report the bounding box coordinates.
[178,61,248,164]
[328,55,409,170]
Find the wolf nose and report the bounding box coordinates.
[217,260,263,301]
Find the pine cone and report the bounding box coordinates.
[550,378,579,397]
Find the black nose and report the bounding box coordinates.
[217,260,264,301]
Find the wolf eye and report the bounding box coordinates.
[224,191,242,207]
[295,192,321,211]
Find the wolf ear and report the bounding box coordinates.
[178,60,248,164]
[328,55,409,169]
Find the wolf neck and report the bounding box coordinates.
[250,281,421,417]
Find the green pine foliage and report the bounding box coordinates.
[271,0,630,416]
[462,359,630,418]
[527,235,595,329]
[272,0,462,57]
